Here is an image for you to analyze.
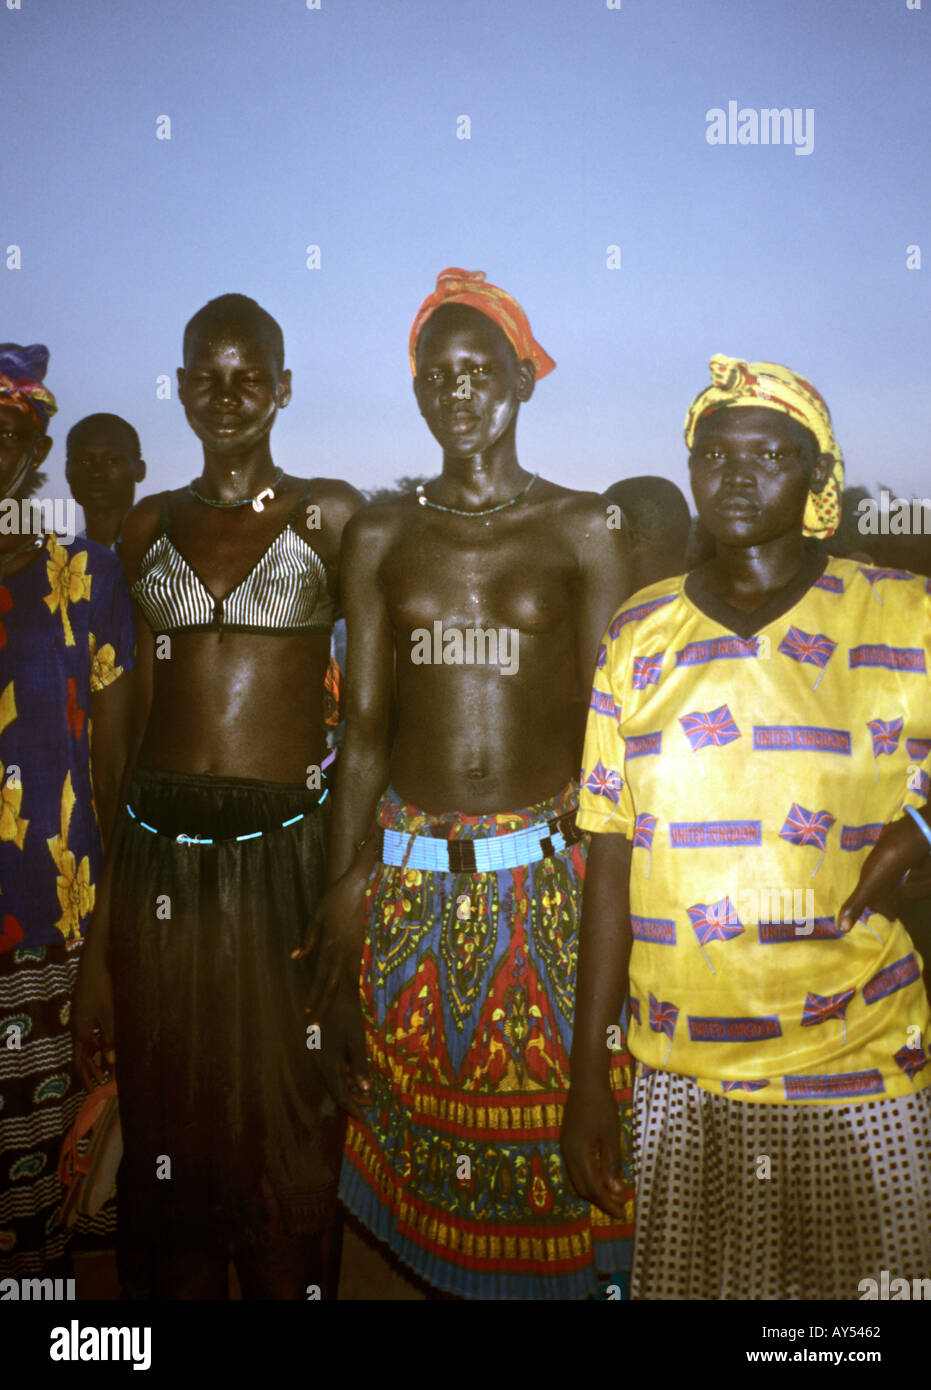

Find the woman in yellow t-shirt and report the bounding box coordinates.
[563,355,931,1299]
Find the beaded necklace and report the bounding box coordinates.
[415,473,538,518]
[188,467,284,512]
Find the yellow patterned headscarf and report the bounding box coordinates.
[684,354,844,540]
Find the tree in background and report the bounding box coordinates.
[19,469,48,501]
[819,483,875,558]
[362,475,431,503]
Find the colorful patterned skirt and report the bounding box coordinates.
[631,1065,931,1299]
[110,768,343,1255]
[340,783,634,1299]
[0,941,116,1276]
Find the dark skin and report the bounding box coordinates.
[127,327,360,779]
[0,404,54,569]
[72,323,362,1111]
[602,478,691,589]
[561,404,931,1216]
[300,304,633,1115]
[65,418,146,549]
[687,406,835,612]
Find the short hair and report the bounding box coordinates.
[182,293,285,372]
[66,412,141,459]
[604,475,691,549]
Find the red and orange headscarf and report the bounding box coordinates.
[0,343,58,432]
[684,354,844,541]
[409,268,555,380]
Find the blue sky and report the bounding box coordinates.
[2,0,928,512]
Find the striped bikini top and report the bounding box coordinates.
[132,487,336,636]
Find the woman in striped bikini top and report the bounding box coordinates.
[133,486,336,637]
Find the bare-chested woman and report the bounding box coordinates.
[73,294,362,1299]
[307,269,634,1299]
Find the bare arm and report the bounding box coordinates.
[572,495,633,748]
[326,506,396,883]
[571,834,633,1076]
[838,807,931,932]
[90,674,133,849]
[295,478,365,609]
[298,505,394,1054]
[296,507,398,1110]
[561,832,633,1218]
[561,520,633,1215]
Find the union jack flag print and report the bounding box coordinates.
[779,626,836,671]
[779,804,835,873]
[860,567,912,606]
[910,768,931,799]
[649,991,679,1064]
[801,989,855,1029]
[778,626,836,688]
[584,759,623,805]
[633,811,657,877]
[867,717,903,758]
[633,813,657,850]
[679,704,740,753]
[648,992,679,1038]
[779,802,835,849]
[687,896,744,972]
[894,1043,928,1082]
[632,651,664,690]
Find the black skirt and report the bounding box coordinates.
[110,768,341,1250]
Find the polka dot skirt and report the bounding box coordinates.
[631,1068,931,1300]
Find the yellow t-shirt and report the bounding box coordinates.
[578,555,931,1104]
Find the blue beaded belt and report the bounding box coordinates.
[125,791,328,845]
[125,753,334,845]
[378,809,581,874]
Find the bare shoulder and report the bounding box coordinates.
[534,479,613,540]
[291,475,365,545]
[122,491,164,540]
[120,490,171,578]
[344,493,418,551]
[301,476,366,517]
